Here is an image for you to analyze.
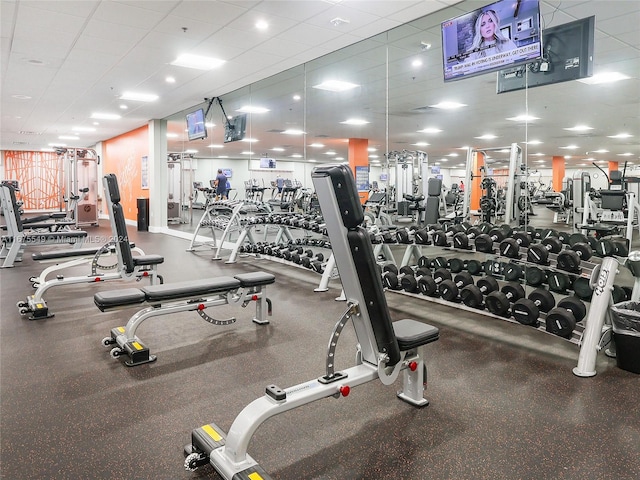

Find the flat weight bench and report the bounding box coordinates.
[97,271,275,366]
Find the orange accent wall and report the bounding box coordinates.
[102,125,149,221]
[348,138,369,203]
[552,156,565,192]
[608,161,619,175]
[3,150,63,210]
[471,152,484,211]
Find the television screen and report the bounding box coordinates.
[497,16,595,93]
[441,0,542,82]
[260,157,276,169]
[186,108,207,141]
[222,168,233,178]
[224,114,247,143]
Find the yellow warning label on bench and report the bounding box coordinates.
[248,473,263,480]
[131,341,143,351]
[203,425,222,442]
[118,327,125,333]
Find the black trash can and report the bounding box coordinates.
[610,301,640,374]
[137,197,149,232]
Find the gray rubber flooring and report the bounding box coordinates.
[1,222,639,479]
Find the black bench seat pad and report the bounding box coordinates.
[234,271,275,287]
[32,243,135,261]
[133,254,164,266]
[23,231,87,240]
[141,277,241,302]
[393,319,439,350]
[95,288,146,309]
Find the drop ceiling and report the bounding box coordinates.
[1,0,639,170]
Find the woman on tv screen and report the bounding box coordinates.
[467,9,516,60]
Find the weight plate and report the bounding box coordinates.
[417,256,430,269]
[547,271,569,293]
[557,296,587,322]
[546,308,576,338]
[512,298,539,326]
[569,233,588,247]
[529,288,556,312]
[504,263,523,282]
[485,291,510,316]
[467,260,482,276]
[460,285,483,309]
[502,282,525,302]
[449,258,465,273]
[572,277,593,300]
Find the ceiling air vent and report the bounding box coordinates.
[19,131,42,135]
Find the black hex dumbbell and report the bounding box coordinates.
[417,268,452,297]
[527,237,563,264]
[459,276,499,309]
[382,265,415,290]
[400,268,432,293]
[395,225,419,244]
[546,271,572,294]
[431,224,465,247]
[438,272,475,301]
[485,282,525,316]
[474,228,506,253]
[414,224,447,245]
[451,226,483,249]
[511,288,556,326]
[499,231,531,259]
[448,258,483,275]
[300,250,324,268]
[557,242,593,272]
[545,297,587,338]
[503,263,524,282]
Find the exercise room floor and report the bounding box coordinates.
[1,225,639,479]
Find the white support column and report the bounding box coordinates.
[148,119,168,231]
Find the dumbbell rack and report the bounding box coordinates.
[388,237,625,376]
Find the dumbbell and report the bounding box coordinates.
[557,242,593,272]
[416,268,452,297]
[499,231,531,259]
[413,224,448,245]
[460,276,499,309]
[448,258,483,275]
[546,271,572,293]
[535,228,560,241]
[511,288,556,326]
[484,282,525,316]
[300,250,325,268]
[524,266,547,286]
[381,265,412,290]
[503,263,524,282]
[281,245,304,261]
[438,272,475,301]
[474,228,506,253]
[400,268,432,293]
[526,237,563,264]
[431,224,465,247]
[395,225,419,244]
[545,297,587,339]
[451,226,483,249]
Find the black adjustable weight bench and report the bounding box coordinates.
[97,271,275,366]
[184,164,439,478]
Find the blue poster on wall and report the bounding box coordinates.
[355,166,369,192]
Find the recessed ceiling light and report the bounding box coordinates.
[335,157,344,161]
[368,147,377,152]
[72,126,96,132]
[369,154,379,159]
[308,159,317,163]
[532,153,545,156]
[475,134,497,140]
[184,149,198,154]
[237,105,269,114]
[166,133,179,138]
[242,151,254,155]
[59,135,79,140]
[205,122,215,128]
[171,53,226,70]
[564,125,593,132]
[417,127,442,134]
[325,151,336,156]
[577,72,630,84]
[447,153,459,157]
[526,140,543,145]
[618,153,634,156]
[608,133,633,139]
[282,129,305,135]
[120,91,158,102]
[91,112,121,120]
[330,17,350,27]
[241,138,258,143]
[413,142,430,147]
[119,104,128,109]
[507,114,539,121]
[341,118,369,125]
[92,122,99,126]
[559,145,579,149]
[255,20,268,30]
[591,149,609,153]
[291,154,302,158]
[429,101,466,110]
[310,143,324,148]
[565,155,572,159]
[12,94,32,100]
[412,59,423,67]
[165,76,176,83]
[271,147,285,152]
[218,155,228,158]
[293,94,301,101]
[313,80,359,92]
[208,144,224,149]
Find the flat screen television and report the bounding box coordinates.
[186,108,207,141]
[222,168,233,178]
[260,157,276,168]
[224,114,247,143]
[441,0,542,82]
[497,16,595,93]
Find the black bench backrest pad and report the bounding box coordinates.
[348,227,401,366]
[5,185,24,231]
[105,173,121,204]
[313,164,363,229]
[141,277,241,302]
[112,203,135,273]
[94,288,146,310]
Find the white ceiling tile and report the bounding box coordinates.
[84,18,149,43]
[91,1,168,29]
[169,0,248,23]
[252,0,333,21]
